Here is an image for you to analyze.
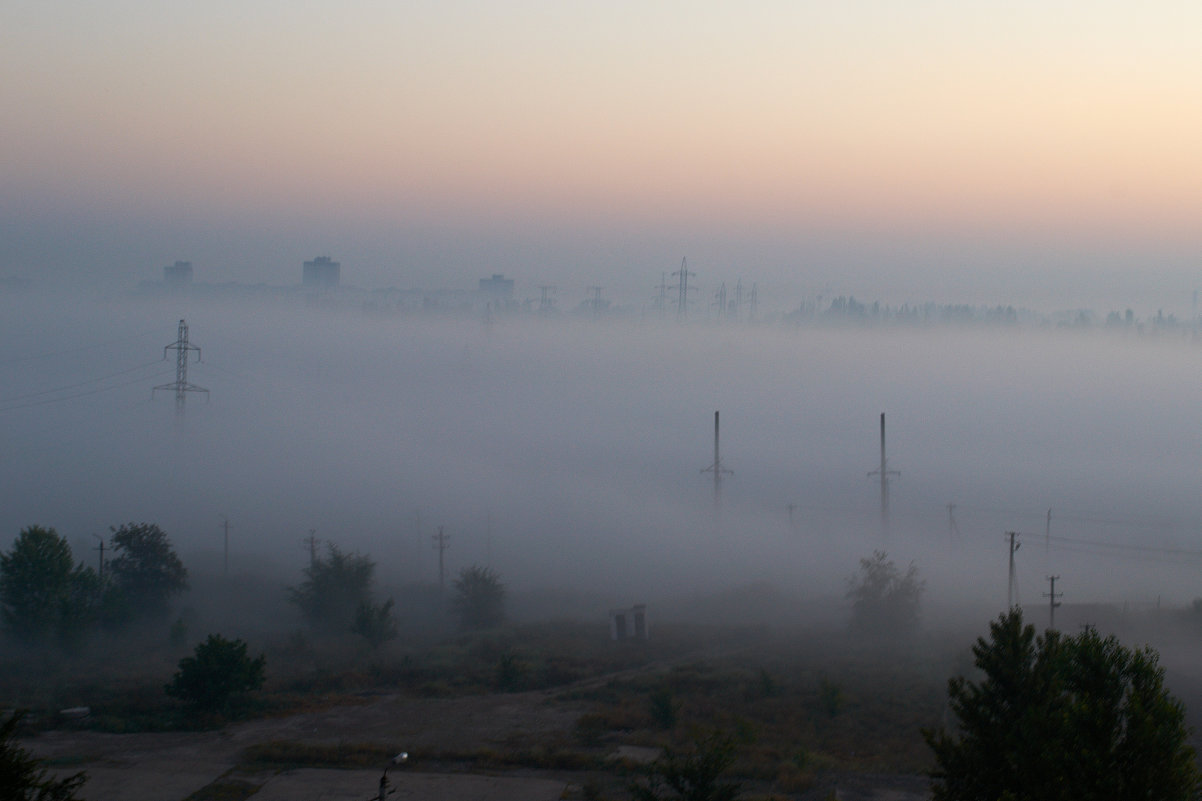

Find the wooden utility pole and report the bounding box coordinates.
[219,516,232,577]
[1007,532,1021,608]
[432,526,451,593]
[1044,575,1062,629]
[303,529,321,570]
[92,534,105,581]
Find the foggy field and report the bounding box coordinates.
[3,289,1201,616]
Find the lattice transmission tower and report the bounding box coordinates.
[153,319,208,420]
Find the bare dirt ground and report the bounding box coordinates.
[23,680,933,801]
[24,688,589,801]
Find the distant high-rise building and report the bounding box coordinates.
[478,273,514,299]
[303,256,341,289]
[164,260,193,287]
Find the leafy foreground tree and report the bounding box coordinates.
[451,565,506,631]
[166,634,266,715]
[289,544,394,638]
[0,710,87,801]
[924,609,1202,801]
[108,522,188,621]
[846,550,924,633]
[0,526,100,644]
[630,732,741,801]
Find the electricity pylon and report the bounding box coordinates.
[153,319,208,420]
[672,257,695,323]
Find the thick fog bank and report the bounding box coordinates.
[2,291,1201,621]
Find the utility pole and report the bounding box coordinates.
[787,503,797,530]
[947,503,961,541]
[303,529,321,571]
[1007,531,1021,609]
[219,516,232,577]
[866,413,900,536]
[1044,575,1062,629]
[672,257,695,323]
[432,526,451,593]
[700,410,733,508]
[153,319,208,421]
[486,512,493,567]
[1045,508,1052,553]
[92,534,105,581]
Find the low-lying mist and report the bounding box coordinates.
[2,289,1201,632]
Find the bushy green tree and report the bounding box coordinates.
[0,526,100,644]
[924,609,1202,801]
[288,544,377,631]
[451,565,506,631]
[165,634,266,714]
[0,710,87,801]
[846,550,924,633]
[108,523,188,620]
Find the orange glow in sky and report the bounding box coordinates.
[4,1,1202,285]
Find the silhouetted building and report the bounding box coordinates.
[479,273,514,300]
[609,604,648,641]
[303,256,340,289]
[164,261,193,287]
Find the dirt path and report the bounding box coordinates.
[24,689,589,801]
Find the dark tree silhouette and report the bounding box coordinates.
[846,550,924,633]
[288,544,378,632]
[451,565,506,631]
[925,609,1202,801]
[108,523,188,620]
[0,526,99,644]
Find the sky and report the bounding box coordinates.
[3,2,1202,307]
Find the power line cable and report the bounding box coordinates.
[0,328,164,366]
[0,367,175,412]
[0,360,165,403]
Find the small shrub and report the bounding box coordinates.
[352,598,397,648]
[817,677,843,718]
[494,649,527,691]
[630,731,741,801]
[166,634,266,715]
[451,565,506,631]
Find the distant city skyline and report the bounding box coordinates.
[3,2,1200,312]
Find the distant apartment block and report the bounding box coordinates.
[303,256,341,289]
[478,273,514,300]
[164,260,193,287]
